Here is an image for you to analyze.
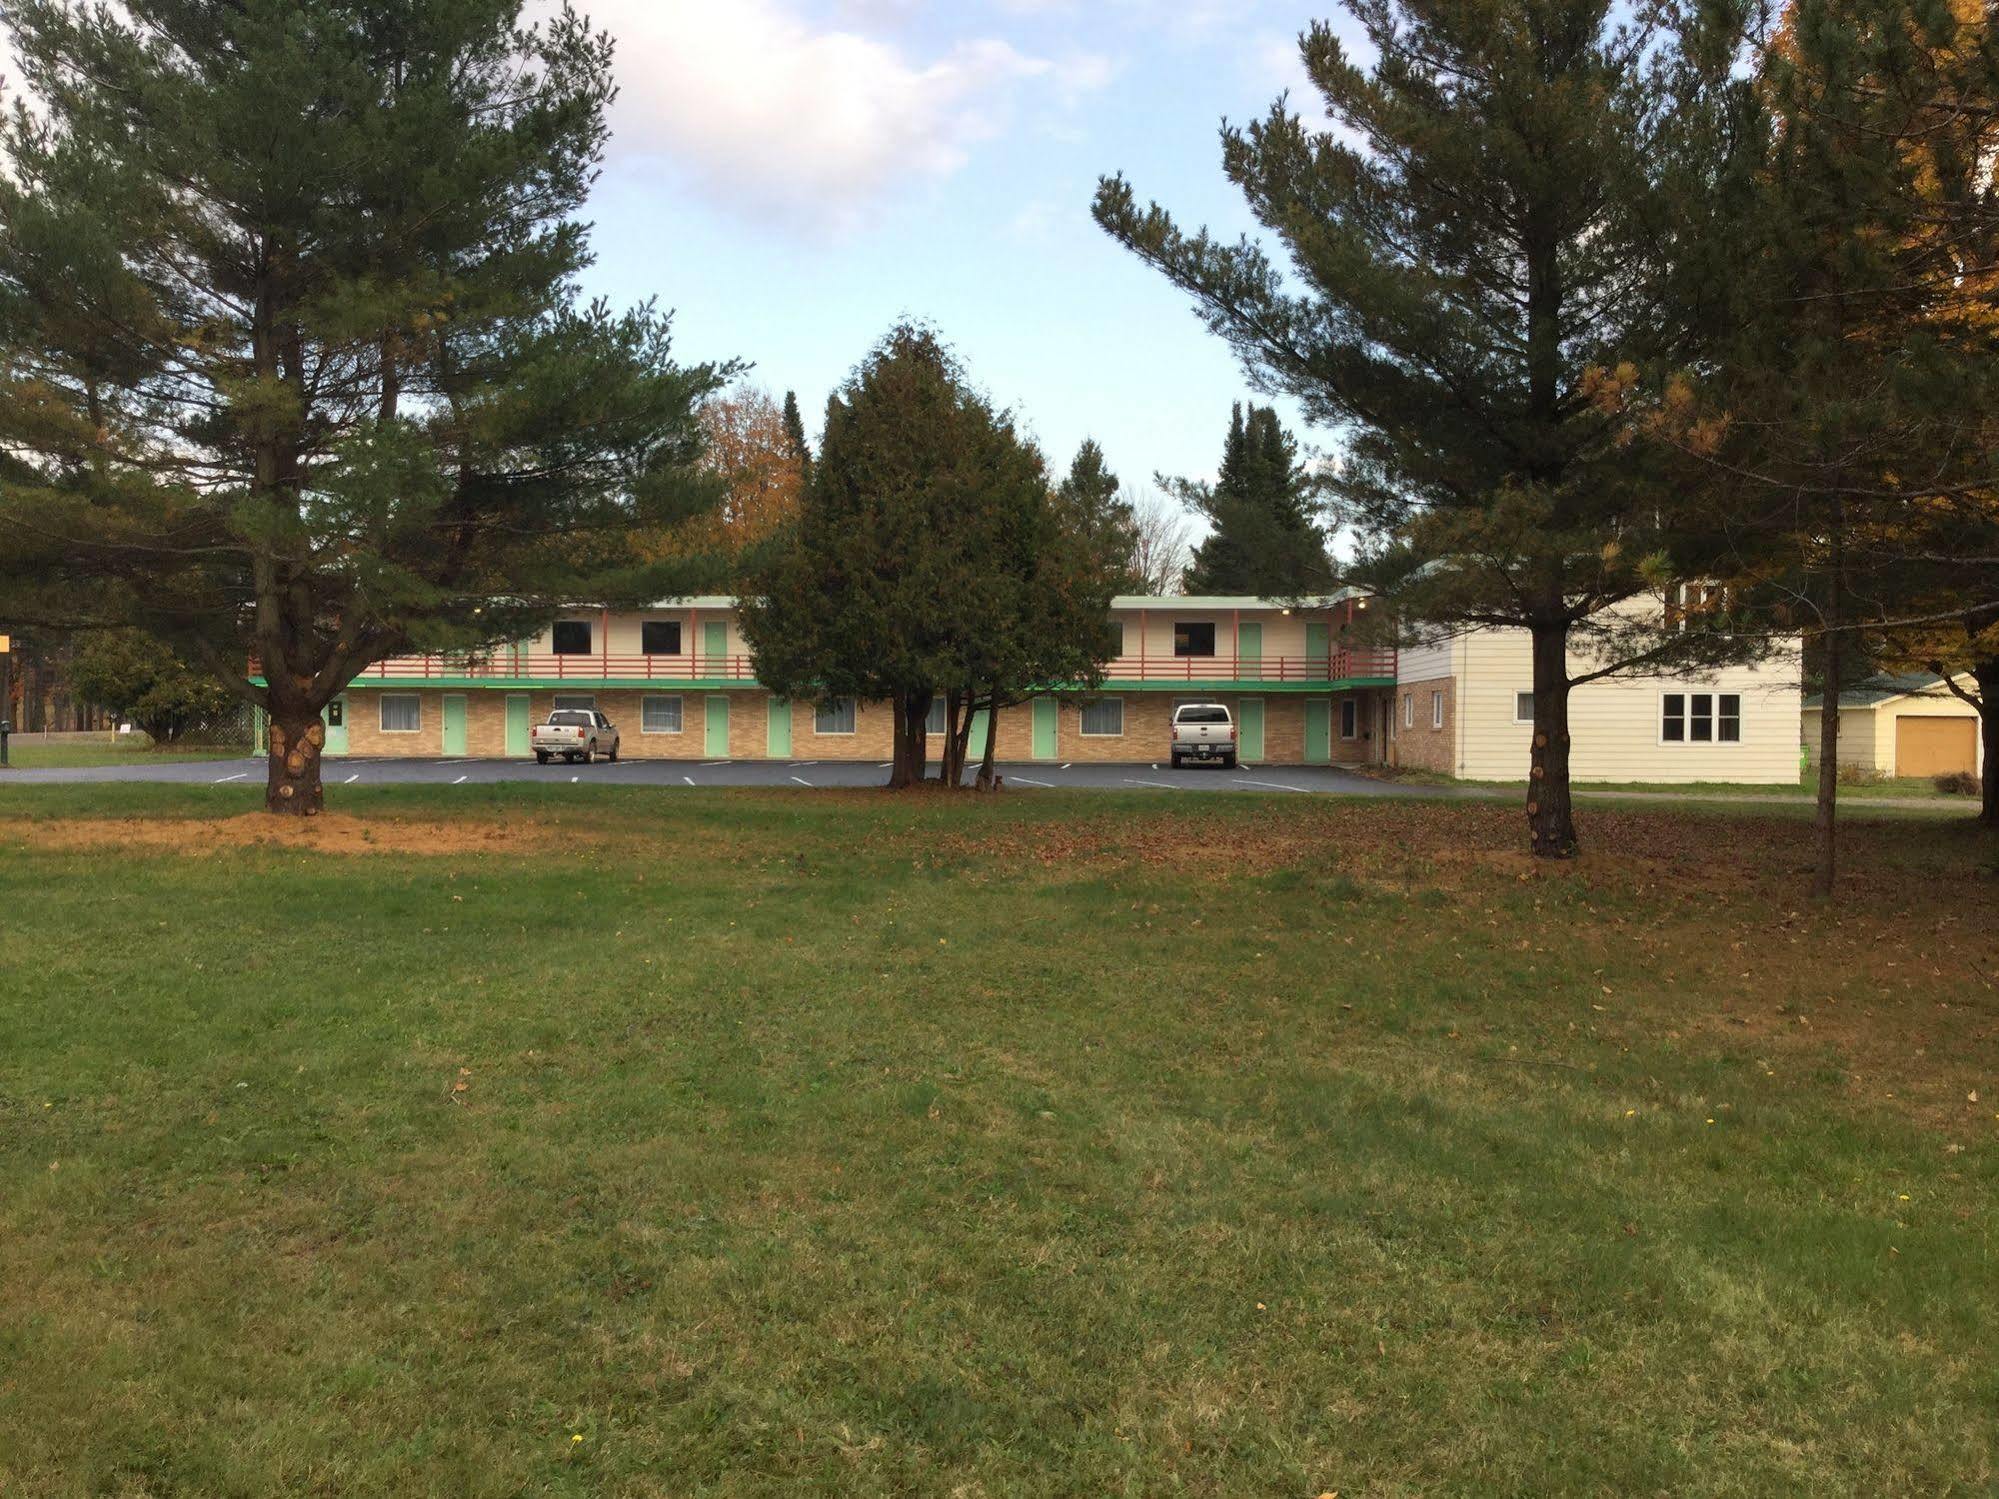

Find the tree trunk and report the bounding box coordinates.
[887,688,931,790]
[946,688,975,788]
[1526,621,1578,858]
[264,713,326,816]
[1813,521,1844,897]
[975,691,1001,790]
[1975,661,1996,829]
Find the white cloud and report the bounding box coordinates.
[578,0,1072,234]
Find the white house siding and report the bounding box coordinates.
[1454,628,1802,784]
[1395,635,1459,685]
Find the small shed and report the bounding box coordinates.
[1802,672,1983,779]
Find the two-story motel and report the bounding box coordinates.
[294,591,1802,779]
[309,595,1402,766]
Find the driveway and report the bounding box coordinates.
[0,755,1460,797]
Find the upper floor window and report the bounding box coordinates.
[552,693,596,713]
[1662,692,1740,743]
[641,621,682,655]
[1174,622,1215,658]
[552,620,592,656]
[1109,621,1125,656]
[1667,582,1733,633]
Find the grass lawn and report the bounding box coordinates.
[1369,766,1973,803]
[0,738,246,770]
[1,786,1993,1496]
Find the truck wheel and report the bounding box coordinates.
[1222,754,1237,769]
[535,751,550,765]
[583,743,595,765]
[1169,753,1182,769]
[607,742,619,763]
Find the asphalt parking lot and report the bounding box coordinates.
[0,755,1465,797]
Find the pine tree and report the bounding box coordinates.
[1056,440,1140,592]
[1096,0,1756,857]
[1176,403,1332,596]
[0,0,731,813]
[781,388,813,484]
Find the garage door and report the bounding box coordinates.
[1895,716,1976,777]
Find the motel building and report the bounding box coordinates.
[268,590,1803,778]
[279,595,1402,767]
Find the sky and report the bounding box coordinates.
[560,0,1353,497]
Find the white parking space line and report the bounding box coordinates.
[1234,776,1309,793]
[1122,777,1179,789]
[213,772,248,783]
[453,775,468,785]
[344,774,360,784]
[791,760,819,768]
[701,760,730,767]
[570,776,579,783]
[789,776,813,787]
[1060,763,1072,769]
[439,759,471,766]
[1009,776,1054,788]
[682,776,695,786]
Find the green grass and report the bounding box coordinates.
[1,786,1993,1496]
[1382,766,1966,801]
[0,736,246,770]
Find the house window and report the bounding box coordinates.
[1109,621,1125,656]
[641,621,682,655]
[1340,699,1358,739]
[641,696,683,734]
[1663,692,1741,744]
[815,697,857,735]
[552,693,596,713]
[1514,691,1536,724]
[379,694,421,733]
[1402,692,1413,728]
[1173,621,1216,657]
[1079,698,1124,736]
[1431,690,1444,729]
[925,698,948,735]
[552,620,592,655]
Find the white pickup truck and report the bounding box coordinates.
[1169,702,1237,769]
[532,708,620,764]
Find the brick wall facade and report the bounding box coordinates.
[1390,676,1456,774]
[337,687,1394,766]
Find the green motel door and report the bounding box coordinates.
[1237,620,1262,678]
[704,696,731,758]
[322,697,349,756]
[967,708,991,761]
[1030,698,1058,761]
[1304,700,1333,764]
[1238,699,1265,762]
[702,620,729,675]
[766,699,793,759]
[1306,621,1331,671]
[441,694,468,757]
[505,694,531,757]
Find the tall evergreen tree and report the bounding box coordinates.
[781,388,813,483]
[1173,403,1332,595]
[1096,0,1756,857]
[1644,0,1999,881]
[0,0,729,814]
[1056,439,1140,593]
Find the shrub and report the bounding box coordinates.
[1836,763,1882,787]
[1933,770,1981,797]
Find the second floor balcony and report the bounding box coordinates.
[336,644,1400,689]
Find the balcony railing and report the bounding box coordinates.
[1103,648,1398,682]
[312,645,1399,686]
[347,651,762,682]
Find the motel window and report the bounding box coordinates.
[1662,692,1741,744]
[552,620,592,656]
[1109,620,1125,657]
[1340,699,1358,740]
[379,694,421,733]
[1079,699,1124,737]
[641,620,682,655]
[1514,691,1536,724]
[641,696,683,734]
[1173,621,1216,657]
[1431,690,1444,729]
[1402,693,1413,728]
[815,697,857,735]
[552,693,596,713]
[925,698,948,735]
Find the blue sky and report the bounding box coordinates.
[567,0,1351,502]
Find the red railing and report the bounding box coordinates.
[261,646,1398,686]
[348,652,762,682]
[1103,648,1398,682]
